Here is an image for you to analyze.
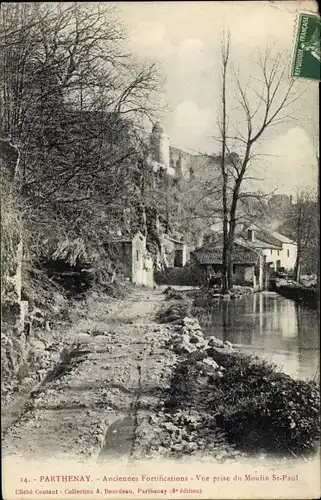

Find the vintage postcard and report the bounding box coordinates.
[1,1,320,500]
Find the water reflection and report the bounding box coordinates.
[199,292,319,381]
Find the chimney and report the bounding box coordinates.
[247,229,255,242]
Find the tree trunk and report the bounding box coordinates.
[294,250,301,282]
[223,234,233,290]
[222,219,229,292]
[220,38,229,293]
[227,253,233,290]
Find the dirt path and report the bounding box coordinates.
[2,287,175,463]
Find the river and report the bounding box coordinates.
[198,291,319,381]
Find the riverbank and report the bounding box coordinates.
[192,285,254,308]
[276,283,318,309]
[145,290,320,460]
[2,285,320,464]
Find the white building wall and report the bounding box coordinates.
[262,243,297,271]
[143,255,154,288]
[131,232,146,285]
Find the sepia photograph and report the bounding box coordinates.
[1,1,320,499]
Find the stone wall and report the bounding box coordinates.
[169,147,192,179]
[143,255,154,288]
[132,232,148,285]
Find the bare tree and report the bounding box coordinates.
[0,2,164,269]
[0,3,162,198]
[216,34,303,290]
[219,32,230,291]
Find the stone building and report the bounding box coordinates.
[104,231,154,287]
[160,234,189,268]
[241,227,297,272]
[147,121,220,181]
[150,122,171,171]
[192,239,267,291]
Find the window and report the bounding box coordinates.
[277,250,280,256]
[270,249,273,255]
[287,249,290,257]
[136,250,139,262]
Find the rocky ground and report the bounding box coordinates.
[2,285,319,467]
[2,287,176,461]
[2,284,241,463]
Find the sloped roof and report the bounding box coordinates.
[269,230,296,244]
[240,228,291,249]
[239,236,281,250]
[194,241,260,265]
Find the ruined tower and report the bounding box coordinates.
[150,122,170,169]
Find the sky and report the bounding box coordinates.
[118,1,319,194]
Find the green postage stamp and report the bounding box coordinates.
[291,12,320,81]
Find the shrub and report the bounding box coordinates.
[211,355,320,454]
[156,298,191,323]
[155,263,204,286]
[164,350,320,455]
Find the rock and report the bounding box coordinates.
[205,346,235,365]
[182,316,195,325]
[175,341,197,355]
[190,349,207,361]
[202,357,219,369]
[185,442,198,452]
[180,333,190,343]
[194,338,208,349]
[30,339,46,350]
[207,336,224,348]
[188,326,204,337]
[162,422,178,432]
[189,334,202,344]
[182,317,202,330]
[224,340,233,348]
[171,443,184,452]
